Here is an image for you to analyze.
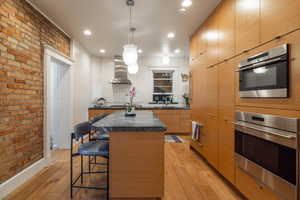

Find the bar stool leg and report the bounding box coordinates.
[107,157,109,200]
[80,155,83,184]
[88,156,91,172]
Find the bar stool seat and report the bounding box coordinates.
[92,132,110,141]
[78,140,109,157]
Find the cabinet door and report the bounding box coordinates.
[204,116,219,169]
[218,0,236,61]
[197,25,207,55]
[218,61,235,119]
[261,0,300,42]
[218,118,235,184]
[190,35,199,63]
[205,13,220,66]
[180,111,191,134]
[235,0,260,53]
[205,66,218,117]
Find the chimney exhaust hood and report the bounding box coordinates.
[111,55,132,85]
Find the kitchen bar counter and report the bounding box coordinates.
[89,106,191,135]
[92,111,165,200]
[92,111,167,132]
[88,105,190,110]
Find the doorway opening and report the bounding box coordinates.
[50,58,71,150]
[44,45,74,163]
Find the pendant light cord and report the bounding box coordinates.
[127,4,132,44]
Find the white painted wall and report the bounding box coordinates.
[90,56,189,105]
[72,41,92,123]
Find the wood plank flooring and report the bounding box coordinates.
[5,139,244,200]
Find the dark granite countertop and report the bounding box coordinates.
[92,111,167,132]
[89,105,190,110]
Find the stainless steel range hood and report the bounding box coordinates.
[111,55,132,85]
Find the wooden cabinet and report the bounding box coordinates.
[235,0,260,53]
[218,118,235,184]
[218,60,236,119]
[88,109,116,119]
[204,116,219,169]
[180,110,191,133]
[205,13,220,66]
[190,34,199,63]
[218,61,235,184]
[261,0,300,42]
[155,110,180,133]
[236,167,282,200]
[205,66,218,116]
[218,0,236,61]
[197,25,207,55]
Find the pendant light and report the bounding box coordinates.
[123,0,139,72]
[128,63,139,74]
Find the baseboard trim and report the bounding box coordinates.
[0,157,49,199]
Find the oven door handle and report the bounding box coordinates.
[235,57,283,72]
[232,122,296,139]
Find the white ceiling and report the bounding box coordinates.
[28,0,220,58]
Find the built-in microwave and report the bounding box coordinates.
[237,44,289,98]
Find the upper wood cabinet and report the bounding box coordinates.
[197,25,207,55]
[218,0,236,61]
[205,12,220,66]
[190,35,199,63]
[261,0,300,42]
[235,0,260,53]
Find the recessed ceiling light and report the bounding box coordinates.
[83,29,92,36]
[174,49,181,53]
[100,49,106,54]
[138,49,143,53]
[179,8,187,12]
[167,32,175,39]
[181,0,192,8]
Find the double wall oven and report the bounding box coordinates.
[237,44,289,98]
[234,111,298,200]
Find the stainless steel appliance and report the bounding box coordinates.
[237,44,289,98]
[233,111,298,200]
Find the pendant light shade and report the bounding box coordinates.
[123,44,138,66]
[128,63,139,74]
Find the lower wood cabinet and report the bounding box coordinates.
[203,116,219,169]
[153,110,191,134]
[236,167,282,200]
[218,117,235,184]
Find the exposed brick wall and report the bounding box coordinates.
[0,0,70,183]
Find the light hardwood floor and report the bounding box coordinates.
[5,139,244,200]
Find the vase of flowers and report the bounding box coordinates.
[125,87,136,116]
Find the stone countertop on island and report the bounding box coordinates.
[92,111,167,132]
[88,104,190,110]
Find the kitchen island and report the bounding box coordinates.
[92,111,166,200]
[89,105,191,134]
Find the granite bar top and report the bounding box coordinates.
[92,111,167,132]
[89,105,190,110]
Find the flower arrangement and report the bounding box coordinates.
[126,87,136,115]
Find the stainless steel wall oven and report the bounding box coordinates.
[234,111,298,200]
[237,44,289,98]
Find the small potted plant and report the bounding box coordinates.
[126,87,136,116]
